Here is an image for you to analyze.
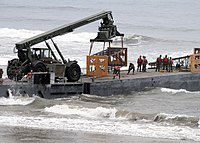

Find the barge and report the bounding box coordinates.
[1,69,200,98]
[1,11,200,98]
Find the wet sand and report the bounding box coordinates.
[0,125,196,143]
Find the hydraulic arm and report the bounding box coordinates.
[7,11,123,82]
[15,11,122,50]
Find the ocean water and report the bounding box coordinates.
[0,0,200,142]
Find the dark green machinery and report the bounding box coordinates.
[7,11,122,82]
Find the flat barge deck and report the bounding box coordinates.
[0,70,200,98]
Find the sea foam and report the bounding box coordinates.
[44,104,117,119]
[0,113,199,142]
[0,28,96,43]
[161,88,200,94]
[0,89,35,106]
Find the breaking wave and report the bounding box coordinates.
[0,28,96,43]
[0,104,197,141]
[0,103,198,141]
[80,94,119,104]
[117,111,200,128]
[44,104,200,128]
[161,88,200,94]
[44,105,117,119]
[154,113,199,128]
[0,28,43,39]
[0,28,159,45]
[0,89,35,106]
[113,34,161,46]
[0,114,200,141]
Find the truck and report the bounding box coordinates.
[7,11,122,82]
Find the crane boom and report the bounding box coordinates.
[7,11,124,82]
[16,11,122,49]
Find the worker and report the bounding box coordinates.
[127,63,135,75]
[113,66,120,79]
[155,55,162,72]
[0,68,3,78]
[169,57,173,72]
[142,56,148,72]
[26,70,32,81]
[137,55,143,72]
[175,62,181,70]
[163,55,169,70]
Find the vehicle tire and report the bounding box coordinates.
[33,61,46,72]
[33,61,47,84]
[7,58,22,80]
[65,62,81,82]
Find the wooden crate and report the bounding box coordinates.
[86,56,108,77]
[190,54,200,72]
[107,47,127,66]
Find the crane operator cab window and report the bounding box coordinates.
[32,48,51,60]
[43,49,51,58]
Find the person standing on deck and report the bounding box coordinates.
[142,56,148,72]
[155,55,162,72]
[163,55,169,70]
[169,57,173,72]
[137,55,143,72]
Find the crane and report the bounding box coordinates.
[7,11,123,82]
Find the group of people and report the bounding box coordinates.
[127,56,148,74]
[126,55,148,75]
[127,54,173,75]
[113,54,174,79]
[137,55,148,72]
[155,55,173,72]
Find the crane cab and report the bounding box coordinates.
[31,47,58,64]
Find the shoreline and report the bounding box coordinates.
[0,125,197,143]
